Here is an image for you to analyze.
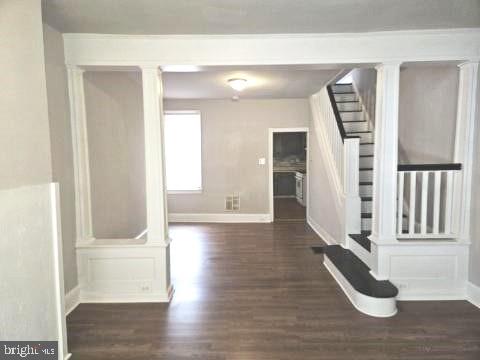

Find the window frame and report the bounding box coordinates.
[164,110,203,194]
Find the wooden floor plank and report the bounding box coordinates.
[67,222,480,359]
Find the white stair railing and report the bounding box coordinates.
[397,164,462,239]
[310,86,362,237]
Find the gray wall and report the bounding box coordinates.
[84,71,146,239]
[43,23,78,293]
[469,81,480,287]
[165,99,310,214]
[0,0,52,189]
[351,68,377,126]
[398,66,459,164]
[308,99,344,244]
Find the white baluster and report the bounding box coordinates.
[409,171,417,234]
[420,171,429,234]
[445,171,454,234]
[433,171,441,234]
[397,172,404,235]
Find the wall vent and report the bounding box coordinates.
[225,194,240,211]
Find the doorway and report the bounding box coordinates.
[268,128,308,222]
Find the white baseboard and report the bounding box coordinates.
[169,213,271,223]
[65,285,81,316]
[307,215,337,245]
[81,284,174,304]
[467,281,480,308]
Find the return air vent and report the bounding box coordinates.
[225,194,240,211]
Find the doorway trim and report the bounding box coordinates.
[268,127,309,222]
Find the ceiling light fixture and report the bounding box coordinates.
[228,78,248,92]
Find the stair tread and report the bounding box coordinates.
[342,120,367,123]
[325,245,398,298]
[360,168,373,171]
[335,100,360,103]
[339,110,363,113]
[360,155,374,157]
[360,182,373,185]
[333,91,355,95]
[361,197,373,201]
[349,233,371,252]
[361,213,372,219]
[348,131,372,134]
[360,142,374,145]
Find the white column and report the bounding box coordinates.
[141,66,170,245]
[371,63,401,246]
[453,61,479,241]
[66,66,93,243]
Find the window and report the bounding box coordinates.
[164,111,202,193]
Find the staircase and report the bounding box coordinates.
[318,82,398,317]
[330,83,373,252]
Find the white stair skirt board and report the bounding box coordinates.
[467,281,480,308]
[324,257,397,317]
[307,216,337,245]
[168,213,271,223]
[348,239,373,268]
[65,285,81,316]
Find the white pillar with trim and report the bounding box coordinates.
[66,65,93,244]
[370,62,401,279]
[141,66,172,299]
[453,61,479,242]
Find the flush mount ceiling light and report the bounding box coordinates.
[228,78,248,92]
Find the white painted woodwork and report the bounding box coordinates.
[396,169,461,239]
[141,67,169,245]
[371,63,401,248]
[453,61,479,242]
[344,138,361,237]
[77,243,174,303]
[310,90,344,202]
[324,257,397,317]
[67,66,93,243]
[372,242,469,300]
[63,30,480,67]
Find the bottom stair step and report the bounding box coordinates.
[324,245,398,317]
[349,233,371,252]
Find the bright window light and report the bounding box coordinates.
[337,72,353,84]
[164,111,202,192]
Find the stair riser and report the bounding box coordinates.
[340,111,365,122]
[355,132,374,143]
[361,218,372,231]
[360,157,374,168]
[359,170,373,182]
[360,185,372,196]
[334,93,357,102]
[362,201,372,213]
[343,121,369,133]
[360,143,374,156]
[337,102,362,111]
[332,84,354,93]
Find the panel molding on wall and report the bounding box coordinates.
[77,244,173,303]
[375,242,469,300]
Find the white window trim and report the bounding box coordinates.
[164,110,203,194]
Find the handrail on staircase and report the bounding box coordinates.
[326,85,360,143]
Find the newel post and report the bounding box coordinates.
[453,61,479,242]
[370,62,401,278]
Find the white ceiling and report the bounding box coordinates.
[43,0,480,35]
[161,67,341,99]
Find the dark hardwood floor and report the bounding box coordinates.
[274,197,306,221]
[67,222,480,359]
